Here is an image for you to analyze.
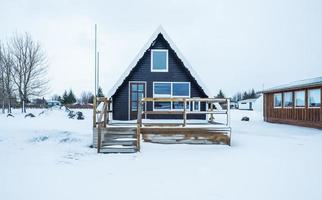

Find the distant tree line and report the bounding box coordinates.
[0,33,48,113]
[232,89,259,102]
[52,87,104,105]
[214,89,259,102]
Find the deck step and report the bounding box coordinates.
[100,146,138,153]
[104,134,137,139]
[102,139,137,146]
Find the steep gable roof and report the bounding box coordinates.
[107,26,211,98]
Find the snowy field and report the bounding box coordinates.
[0,107,321,200]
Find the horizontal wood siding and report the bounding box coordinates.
[264,85,322,129]
[112,34,207,120]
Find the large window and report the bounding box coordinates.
[283,92,293,108]
[151,50,168,72]
[308,89,321,108]
[153,82,190,110]
[295,90,305,107]
[274,93,282,108]
[154,83,171,96]
[172,83,189,96]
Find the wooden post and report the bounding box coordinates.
[183,98,187,127]
[227,98,230,127]
[93,96,97,128]
[97,128,101,153]
[103,99,108,128]
[136,99,142,151]
[210,100,214,122]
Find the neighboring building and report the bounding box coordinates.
[230,101,238,109]
[47,100,61,107]
[107,26,212,120]
[262,77,322,129]
[238,98,258,110]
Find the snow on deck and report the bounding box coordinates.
[0,108,322,200]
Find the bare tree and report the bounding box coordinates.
[80,91,93,105]
[1,46,15,113]
[10,32,48,113]
[0,43,5,114]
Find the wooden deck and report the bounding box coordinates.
[93,97,232,153]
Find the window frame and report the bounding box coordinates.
[273,93,282,108]
[283,91,293,108]
[152,81,191,111]
[294,90,306,108]
[151,49,169,72]
[308,88,321,108]
[192,99,200,111]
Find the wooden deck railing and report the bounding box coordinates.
[93,96,112,153]
[137,97,231,127]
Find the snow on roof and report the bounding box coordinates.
[107,26,212,98]
[262,77,322,93]
[238,98,258,103]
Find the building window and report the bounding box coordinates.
[172,83,190,96]
[153,82,190,110]
[295,90,305,107]
[154,101,171,110]
[308,89,321,108]
[153,82,171,96]
[283,92,293,108]
[193,100,200,111]
[151,49,168,72]
[274,93,282,108]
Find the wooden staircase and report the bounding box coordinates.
[93,97,140,153]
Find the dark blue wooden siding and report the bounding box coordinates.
[112,34,208,120]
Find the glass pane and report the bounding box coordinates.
[154,101,171,110]
[138,84,144,92]
[194,101,200,110]
[308,89,321,107]
[152,51,167,70]
[138,92,144,100]
[131,101,137,111]
[274,93,282,107]
[131,84,137,92]
[295,91,305,107]
[283,92,293,107]
[131,92,137,101]
[154,83,171,95]
[172,83,189,96]
[172,101,190,110]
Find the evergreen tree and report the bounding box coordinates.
[67,89,76,104]
[216,89,225,98]
[62,90,68,104]
[249,88,256,98]
[242,91,248,100]
[97,87,104,97]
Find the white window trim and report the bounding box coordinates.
[153,81,190,111]
[308,88,321,108]
[283,92,293,108]
[192,99,200,111]
[273,93,282,108]
[151,49,168,72]
[128,81,147,120]
[294,90,306,108]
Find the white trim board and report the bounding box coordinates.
[107,25,211,98]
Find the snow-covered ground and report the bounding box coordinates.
[0,108,321,200]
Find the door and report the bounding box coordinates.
[129,82,146,120]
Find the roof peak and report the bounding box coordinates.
[107,26,211,98]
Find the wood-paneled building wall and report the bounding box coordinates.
[263,79,322,129]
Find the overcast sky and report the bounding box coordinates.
[1,0,321,98]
